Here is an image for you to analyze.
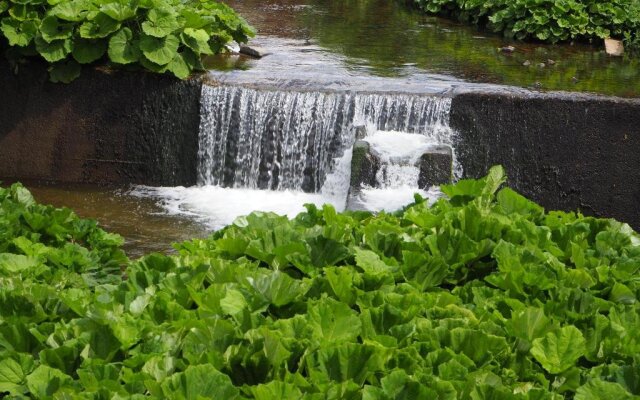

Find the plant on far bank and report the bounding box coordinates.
[1,166,640,398]
[411,0,640,50]
[0,0,254,82]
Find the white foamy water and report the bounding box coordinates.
[130,185,346,230]
[349,186,443,213]
[131,150,353,230]
[131,145,442,229]
[366,131,439,164]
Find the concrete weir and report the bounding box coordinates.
[0,60,639,229]
[0,60,201,186]
[450,91,640,229]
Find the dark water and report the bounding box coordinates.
[22,183,210,258]
[209,0,640,97]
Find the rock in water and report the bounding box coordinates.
[239,45,271,58]
[354,125,368,140]
[417,145,452,189]
[350,140,380,190]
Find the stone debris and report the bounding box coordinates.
[239,45,271,58]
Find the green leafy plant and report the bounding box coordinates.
[1,167,640,398]
[411,0,640,49]
[0,0,254,82]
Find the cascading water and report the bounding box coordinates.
[197,85,456,193]
[134,84,458,229]
[350,131,451,212]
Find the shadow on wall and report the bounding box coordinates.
[0,59,202,186]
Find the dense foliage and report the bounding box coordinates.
[0,0,254,82]
[2,167,640,399]
[411,0,640,50]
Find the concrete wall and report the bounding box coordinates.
[450,91,640,229]
[0,60,202,186]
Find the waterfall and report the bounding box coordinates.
[133,84,457,230]
[197,85,456,193]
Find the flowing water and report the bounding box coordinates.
[21,183,209,258]
[134,85,455,229]
[205,0,640,97]
[197,85,452,191]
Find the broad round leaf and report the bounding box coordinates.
[141,8,179,38]
[165,51,190,79]
[0,18,37,46]
[35,35,72,62]
[139,33,178,65]
[8,5,39,21]
[78,12,120,39]
[49,59,81,83]
[50,0,92,22]
[100,2,136,22]
[9,0,43,6]
[108,27,140,64]
[72,38,107,64]
[180,9,207,29]
[180,27,212,54]
[39,16,74,43]
[530,326,586,374]
[139,54,166,72]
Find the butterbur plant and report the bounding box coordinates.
[0,0,255,82]
[1,168,640,398]
[413,0,640,50]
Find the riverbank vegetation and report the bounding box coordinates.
[1,166,639,398]
[411,0,640,53]
[0,0,254,82]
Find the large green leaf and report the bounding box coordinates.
[78,12,120,39]
[8,4,39,21]
[39,16,74,43]
[164,50,191,79]
[0,356,33,394]
[245,270,306,307]
[251,381,303,400]
[26,365,72,399]
[0,253,38,273]
[100,1,136,21]
[507,307,552,352]
[72,38,106,63]
[575,379,635,400]
[108,27,140,64]
[354,248,395,276]
[530,325,586,374]
[139,33,178,65]
[307,343,384,386]
[180,27,212,54]
[50,0,92,22]
[160,364,239,399]
[307,297,362,344]
[141,8,179,38]
[0,18,37,46]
